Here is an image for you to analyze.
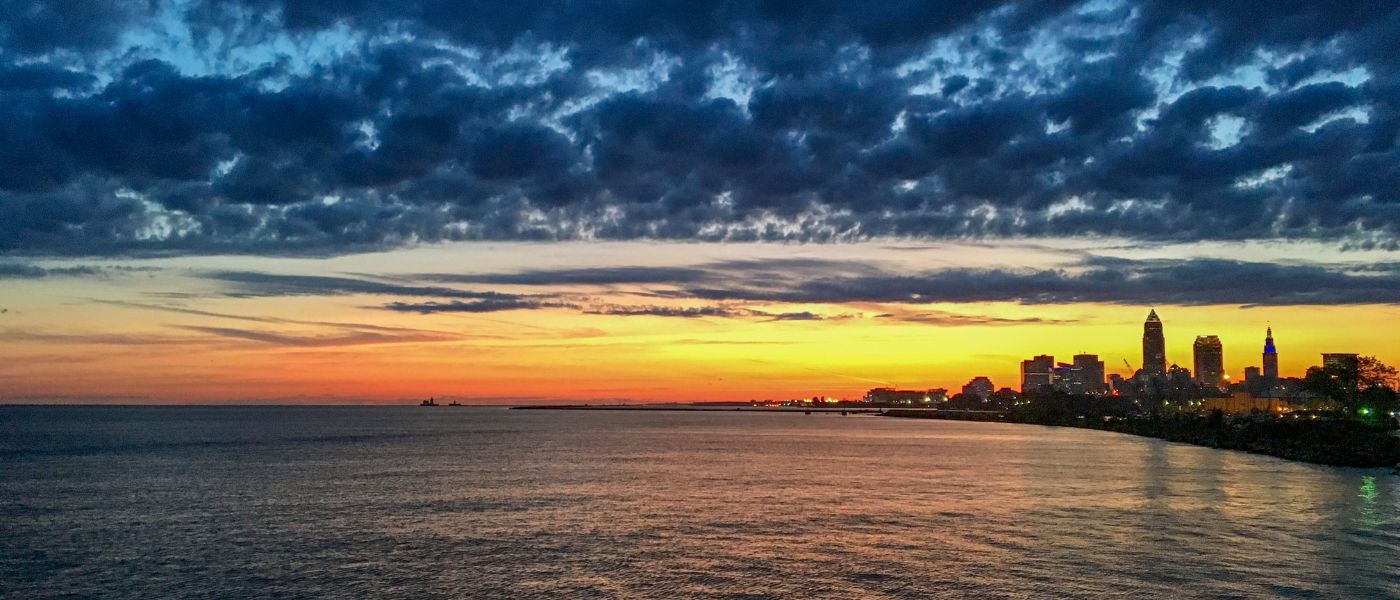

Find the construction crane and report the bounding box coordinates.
[1121,358,1133,372]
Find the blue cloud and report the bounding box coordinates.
[0,0,1396,256]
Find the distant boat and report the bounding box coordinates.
[447,401,462,407]
[420,398,438,407]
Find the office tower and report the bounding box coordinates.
[1193,335,1224,383]
[1193,335,1224,389]
[1071,353,1106,395]
[1142,309,1166,377]
[1262,326,1278,380]
[1021,355,1055,394]
[1052,364,1075,392]
[1322,353,1359,371]
[1321,353,1361,393]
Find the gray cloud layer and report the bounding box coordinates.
[199,257,1400,314]
[665,258,1400,306]
[1,1,1397,256]
[0,263,158,278]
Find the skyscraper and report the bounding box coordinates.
[1071,353,1106,395]
[1193,335,1224,389]
[1141,309,1166,378]
[1262,326,1278,380]
[1020,355,1055,394]
[1322,353,1359,371]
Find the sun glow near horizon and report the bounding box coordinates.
[3,241,1397,404]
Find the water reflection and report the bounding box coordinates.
[1357,475,1381,529]
[2,407,1397,599]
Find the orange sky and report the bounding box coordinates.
[2,240,1397,404]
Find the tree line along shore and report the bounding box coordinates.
[883,406,1400,469]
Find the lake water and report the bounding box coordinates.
[2,406,1397,599]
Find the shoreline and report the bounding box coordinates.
[881,409,1400,471]
[509,404,888,414]
[511,404,1400,471]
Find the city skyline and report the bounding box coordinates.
[1000,310,1311,400]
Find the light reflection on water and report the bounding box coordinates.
[2,406,1397,599]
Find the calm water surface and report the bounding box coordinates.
[2,406,1397,599]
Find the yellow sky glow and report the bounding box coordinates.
[2,241,1397,403]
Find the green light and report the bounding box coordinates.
[1360,476,1377,505]
[1359,407,1372,416]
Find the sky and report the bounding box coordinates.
[2,0,1399,403]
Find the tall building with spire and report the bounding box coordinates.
[1142,309,1166,378]
[1262,326,1278,380]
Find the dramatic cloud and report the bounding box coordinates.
[583,304,753,319]
[0,0,1395,256]
[0,263,157,278]
[173,325,457,346]
[581,304,851,321]
[381,298,573,314]
[424,266,715,287]
[410,256,1400,307]
[97,299,462,335]
[193,256,1400,311]
[206,271,526,300]
[677,258,1400,306]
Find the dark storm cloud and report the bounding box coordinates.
[678,258,1400,306]
[205,271,526,300]
[425,258,876,287]
[583,304,752,318]
[381,298,573,314]
[760,311,827,322]
[175,325,457,346]
[195,270,571,313]
[0,263,100,278]
[0,262,158,278]
[3,0,1399,255]
[96,299,459,336]
[199,256,1400,309]
[580,304,846,320]
[428,266,715,286]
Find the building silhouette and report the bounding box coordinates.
[1243,365,1262,389]
[1193,335,1224,389]
[1142,309,1166,378]
[865,388,948,404]
[1262,326,1278,380]
[1167,363,1193,398]
[1021,355,1055,394]
[962,377,995,402]
[1067,354,1106,395]
[1321,353,1358,371]
[1320,353,1361,396]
